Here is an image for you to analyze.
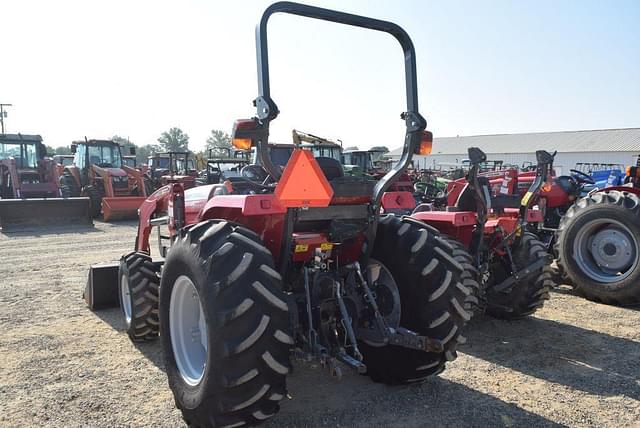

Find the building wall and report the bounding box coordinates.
[404,151,638,175]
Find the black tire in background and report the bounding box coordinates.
[160,220,291,427]
[83,185,102,218]
[118,252,161,341]
[360,215,470,384]
[484,232,554,320]
[555,190,640,305]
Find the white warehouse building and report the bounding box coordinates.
[387,128,640,175]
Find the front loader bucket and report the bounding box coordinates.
[102,196,146,222]
[0,197,92,231]
[84,262,120,310]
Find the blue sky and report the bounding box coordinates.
[1,0,638,151]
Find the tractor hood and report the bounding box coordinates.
[105,168,128,177]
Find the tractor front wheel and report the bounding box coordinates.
[118,252,160,341]
[360,215,470,384]
[555,190,640,305]
[160,220,291,427]
[83,185,102,218]
[484,232,554,319]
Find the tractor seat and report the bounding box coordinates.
[315,157,344,181]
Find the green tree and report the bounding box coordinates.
[54,146,72,155]
[158,127,189,152]
[205,129,231,156]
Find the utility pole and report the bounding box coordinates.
[0,103,12,134]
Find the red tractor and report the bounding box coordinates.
[146,151,198,192]
[86,3,470,426]
[549,158,640,305]
[61,139,148,220]
[0,133,90,229]
[411,147,558,318]
[468,155,640,306]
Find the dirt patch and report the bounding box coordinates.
[1,222,639,427]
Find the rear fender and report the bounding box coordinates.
[411,210,476,247]
[380,191,416,212]
[199,194,286,262]
[596,186,640,196]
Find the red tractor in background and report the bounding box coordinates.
[551,157,640,305]
[412,147,557,318]
[0,133,90,229]
[452,154,640,306]
[145,151,198,192]
[86,3,470,426]
[61,139,148,220]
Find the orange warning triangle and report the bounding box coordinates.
[275,149,334,208]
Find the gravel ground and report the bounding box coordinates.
[1,221,639,427]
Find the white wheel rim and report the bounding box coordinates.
[169,275,208,386]
[120,274,132,327]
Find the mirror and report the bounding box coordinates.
[71,144,77,154]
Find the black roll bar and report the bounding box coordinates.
[252,1,426,208]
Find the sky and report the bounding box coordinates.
[1,0,639,152]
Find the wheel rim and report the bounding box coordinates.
[169,275,208,386]
[363,259,401,347]
[120,274,132,327]
[573,218,639,283]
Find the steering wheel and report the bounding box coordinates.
[569,169,596,185]
[241,164,269,183]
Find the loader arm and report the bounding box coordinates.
[92,165,114,196]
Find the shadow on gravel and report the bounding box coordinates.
[270,366,563,427]
[92,307,165,372]
[461,316,640,400]
[552,287,640,310]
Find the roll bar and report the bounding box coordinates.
[252,1,426,208]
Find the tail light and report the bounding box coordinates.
[415,131,433,155]
[232,119,259,150]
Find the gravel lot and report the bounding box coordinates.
[1,221,639,427]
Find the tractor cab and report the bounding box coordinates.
[62,139,147,220]
[0,133,59,199]
[199,148,250,184]
[341,149,373,176]
[146,151,197,190]
[296,130,343,161]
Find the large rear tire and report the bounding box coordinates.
[441,235,483,317]
[360,215,469,384]
[160,220,291,427]
[484,232,554,319]
[555,190,640,305]
[118,252,160,341]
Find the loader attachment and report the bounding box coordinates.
[84,262,120,310]
[0,197,92,231]
[102,196,146,221]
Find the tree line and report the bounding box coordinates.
[47,128,390,165]
[47,127,232,165]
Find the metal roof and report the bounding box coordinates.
[0,133,43,144]
[388,128,640,156]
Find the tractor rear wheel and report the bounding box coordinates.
[360,215,469,384]
[555,190,640,305]
[441,235,483,317]
[83,185,102,218]
[484,232,554,319]
[160,220,291,427]
[118,252,160,341]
